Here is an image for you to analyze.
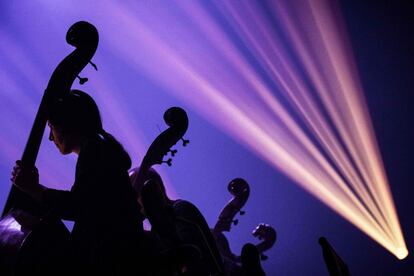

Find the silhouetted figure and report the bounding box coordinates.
[11,90,149,275]
[130,167,225,275]
[240,243,266,276]
[319,237,350,276]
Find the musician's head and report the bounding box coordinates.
[47,89,102,154]
[129,167,168,216]
[241,243,263,273]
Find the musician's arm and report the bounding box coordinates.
[40,146,99,222]
[41,188,78,221]
[41,138,102,222]
[40,163,101,222]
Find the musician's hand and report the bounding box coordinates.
[11,160,45,201]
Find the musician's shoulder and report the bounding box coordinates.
[172,199,195,209]
[173,199,205,221]
[76,134,120,171]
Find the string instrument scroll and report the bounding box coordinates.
[213,178,250,236]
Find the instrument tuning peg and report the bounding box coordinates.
[181,137,190,147]
[233,219,239,226]
[170,149,177,157]
[239,210,245,215]
[77,75,88,85]
[89,60,98,71]
[163,158,172,167]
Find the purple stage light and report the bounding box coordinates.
[0,0,407,261]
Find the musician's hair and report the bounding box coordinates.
[48,89,102,135]
[48,89,131,165]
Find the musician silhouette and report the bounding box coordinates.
[11,90,149,275]
[240,243,266,276]
[130,167,225,275]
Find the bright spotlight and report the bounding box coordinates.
[97,0,408,259]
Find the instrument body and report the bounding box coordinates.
[0,210,71,275]
[0,21,99,275]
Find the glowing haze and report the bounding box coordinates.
[0,0,407,260]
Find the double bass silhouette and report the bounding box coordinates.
[212,178,277,275]
[130,107,225,275]
[0,21,99,275]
